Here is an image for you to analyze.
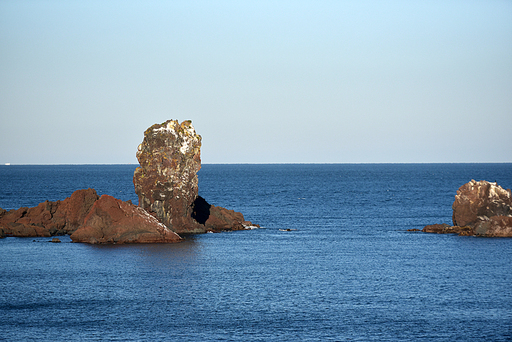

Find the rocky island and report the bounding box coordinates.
[422,180,512,237]
[0,120,257,243]
[133,119,255,234]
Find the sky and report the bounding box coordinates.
[1,0,511,164]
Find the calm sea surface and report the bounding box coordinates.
[1,164,511,341]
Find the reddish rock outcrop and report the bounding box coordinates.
[0,189,182,244]
[133,119,257,234]
[0,208,5,238]
[51,188,100,234]
[422,180,512,237]
[70,195,181,244]
[205,205,256,232]
[0,189,99,237]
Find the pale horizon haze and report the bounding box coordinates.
[1,0,511,164]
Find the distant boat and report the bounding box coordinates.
[4,163,10,166]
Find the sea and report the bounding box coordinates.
[0,163,511,341]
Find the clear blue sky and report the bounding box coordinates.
[1,0,511,164]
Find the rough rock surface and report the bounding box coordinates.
[0,189,99,237]
[452,180,512,227]
[70,195,181,244]
[133,119,257,234]
[473,215,512,237]
[133,119,204,233]
[422,180,512,237]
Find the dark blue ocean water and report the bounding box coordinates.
[1,164,511,341]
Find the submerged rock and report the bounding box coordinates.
[422,224,474,236]
[133,119,257,234]
[422,180,512,237]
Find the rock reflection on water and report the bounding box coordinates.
[136,237,201,268]
[83,236,201,269]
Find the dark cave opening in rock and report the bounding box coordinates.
[191,195,211,225]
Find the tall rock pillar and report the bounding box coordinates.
[133,120,204,233]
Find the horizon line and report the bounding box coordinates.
[2,161,512,166]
